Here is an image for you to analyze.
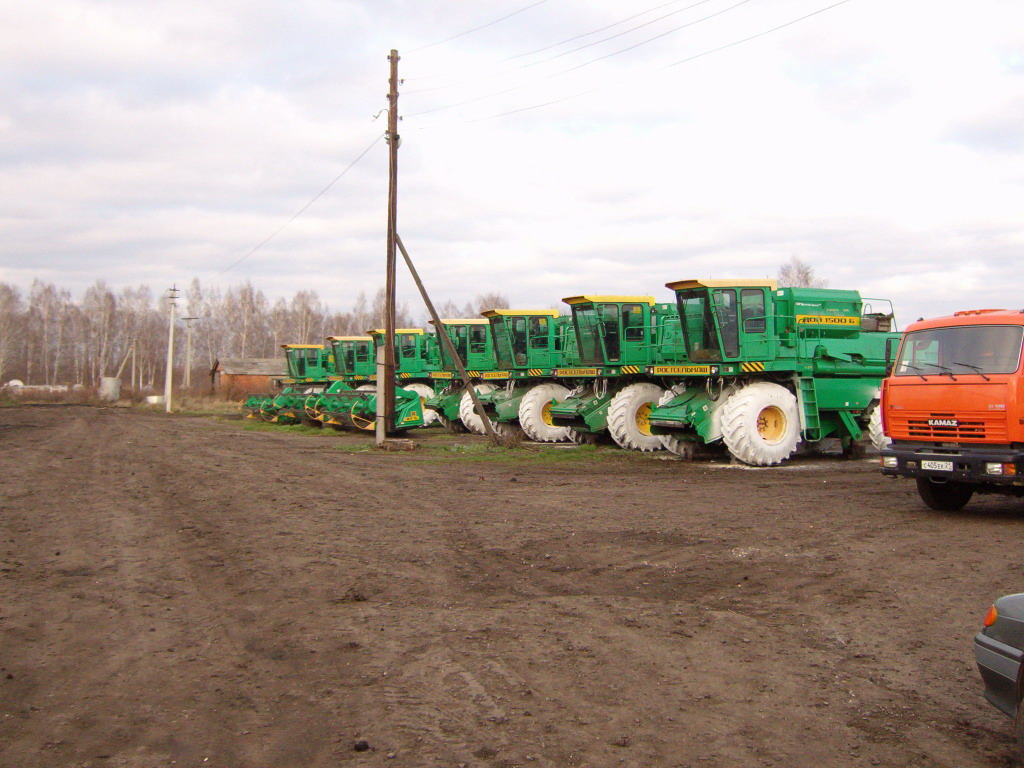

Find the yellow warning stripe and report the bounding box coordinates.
[741,362,765,373]
[399,372,412,378]
[621,365,641,374]
[467,371,480,377]
[527,368,544,376]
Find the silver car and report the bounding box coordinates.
[975,593,1024,755]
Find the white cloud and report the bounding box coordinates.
[1,0,1023,329]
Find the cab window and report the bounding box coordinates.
[712,289,739,358]
[740,289,766,333]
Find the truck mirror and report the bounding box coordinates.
[884,337,895,377]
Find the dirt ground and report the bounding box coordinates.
[2,404,1022,768]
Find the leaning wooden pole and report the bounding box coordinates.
[378,48,400,444]
[395,234,502,445]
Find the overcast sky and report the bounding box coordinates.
[2,0,1022,325]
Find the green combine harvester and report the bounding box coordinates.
[424,318,499,432]
[646,279,898,465]
[245,344,334,424]
[546,296,686,449]
[468,309,581,441]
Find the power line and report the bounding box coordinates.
[215,132,385,278]
[405,0,752,117]
[407,0,551,54]
[415,0,853,125]
[404,0,706,83]
[405,0,720,94]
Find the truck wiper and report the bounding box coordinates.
[951,361,991,381]
[928,364,958,381]
[899,363,928,381]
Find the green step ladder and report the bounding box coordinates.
[796,377,822,441]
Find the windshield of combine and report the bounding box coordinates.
[677,290,721,361]
[572,304,602,365]
[489,317,515,368]
[442,326,468,367]
[895,325,1024,376]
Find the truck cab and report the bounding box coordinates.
[430,319,494,373]
[880,309,1024,510]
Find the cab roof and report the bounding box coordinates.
[326,335,372,342]
[366,328,425,336]
[481,309,559,318]
[561,295,656,306]
[280,344,325,350]
[429,318,489,325]
[665,279,778,291]
[906,309,1024,332]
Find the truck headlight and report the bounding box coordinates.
[881,456,897,468]
[986,463,1004,475]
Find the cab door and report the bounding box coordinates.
[737,288,772,360]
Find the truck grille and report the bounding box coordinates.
[888,411,1006,442]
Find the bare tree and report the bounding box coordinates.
[777,256,827,288]
[0,283,23,383]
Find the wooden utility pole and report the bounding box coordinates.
[164,286,178,413]
[377,48,400,445]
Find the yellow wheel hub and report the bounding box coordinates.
[635,402,653,436]
[757,405,786,443]
[542,401,555,427]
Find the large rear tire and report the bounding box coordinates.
[720,382,801,466]
[518,383,573,443]
[607,382,665,451]
[915,477,974,511]
[404,382,438,427]
[458,383,497,435]
[866,403,890,451]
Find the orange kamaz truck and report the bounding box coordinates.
[880,309,1024,511]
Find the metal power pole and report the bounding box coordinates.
[377,48,400,445]
[182,317,198,389]
[164,286,178,413]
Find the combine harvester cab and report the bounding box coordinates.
[315,329,431,432]
[547,296,685,450]
[471,309,581,441]
[647,279,899,465]
[246,344,334,424]
[424,319,498,433]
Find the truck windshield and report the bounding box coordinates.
[895,325,1024,376]
[677,289,721,361]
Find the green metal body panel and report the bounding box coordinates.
[547,386,614,433]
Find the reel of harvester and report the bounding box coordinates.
[319,384,425,433]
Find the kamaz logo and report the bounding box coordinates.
[928,418,958,427]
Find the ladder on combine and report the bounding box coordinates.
[796,377,822,442]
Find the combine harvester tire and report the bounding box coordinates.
[720,382,800,466]
[459,383,498,434]
[607,382,665,451]
[519,383,574,443]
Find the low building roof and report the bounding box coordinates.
[213,358,286,376]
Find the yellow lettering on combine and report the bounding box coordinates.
[795,314,859,326]
[481,371,511,379]
[402,413,420,423]
[555,368,600,377]
[652,365,712,375]
[430,372,454,379]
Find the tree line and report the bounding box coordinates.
[0,278,508,388]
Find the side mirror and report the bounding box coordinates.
[884,337,895,377]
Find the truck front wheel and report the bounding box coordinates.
[915,477,974,511]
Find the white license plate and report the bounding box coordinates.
[921,460,953,472]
